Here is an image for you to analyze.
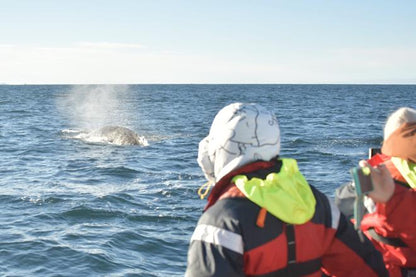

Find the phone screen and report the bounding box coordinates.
[368,148,381,158]
[351,167,373,195]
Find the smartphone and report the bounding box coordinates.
[368,148,381,158]
[350,167,374,196]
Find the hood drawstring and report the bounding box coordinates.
[198,181,213,200]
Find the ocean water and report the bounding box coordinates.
[0,84,414,276]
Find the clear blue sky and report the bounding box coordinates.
[1,0,415,84]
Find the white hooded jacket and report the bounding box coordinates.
[197,103,281,183]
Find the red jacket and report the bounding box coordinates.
[186,159,387,276]
[361,153,416,276]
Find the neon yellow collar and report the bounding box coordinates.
[232,158,316,224]
[391,157,416,188]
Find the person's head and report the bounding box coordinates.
[381,107,416,164]
[197,103,280,183]
[384,107,416,140]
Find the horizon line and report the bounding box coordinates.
[1,83,416,86]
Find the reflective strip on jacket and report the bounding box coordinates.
[186,158,387,277]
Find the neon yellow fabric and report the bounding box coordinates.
[232,158,316,224]
[391,157,416,188]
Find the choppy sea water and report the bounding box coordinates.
[0,84,414,276]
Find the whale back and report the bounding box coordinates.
[90,126,148,146]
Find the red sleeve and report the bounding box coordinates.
[321,213,388,277]
[375,185,416,250]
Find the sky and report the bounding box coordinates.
[0,0,415,84]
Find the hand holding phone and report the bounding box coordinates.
[358,161,395,203]
[350,162,394,240]
[351,166,374,196]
